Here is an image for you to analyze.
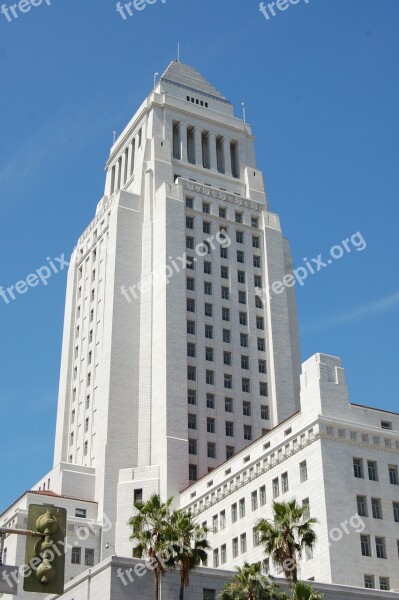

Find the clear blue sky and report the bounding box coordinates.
[1,0,398,514]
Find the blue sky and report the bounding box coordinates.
[0,0,398,514]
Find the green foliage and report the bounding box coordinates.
[255,500,317,583]
[218,562,286,600]
[291,582,324,600]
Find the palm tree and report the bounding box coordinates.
[167,509,210,600]
[255,500,317,583]
[218,562,284,600]
[291,582,324,600]
[128,494,173,600]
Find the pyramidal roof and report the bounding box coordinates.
[160,61,230,103]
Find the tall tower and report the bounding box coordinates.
[52,61,301,555]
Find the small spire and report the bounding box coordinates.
[242,101,246,124]
[177,42,180,63]
[113,131,117,144]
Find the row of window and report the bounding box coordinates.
[186,198,260,229]
[187,368,268,395]
[353,458,398,484]
[357,495,399,522]
[361,534,389,559]
[364,575,391,591]
[71,546,95,566]
[328,425,398,449]
[188,416,255,439]
[174,126,239,177]
[187,279,263,311]
[187,300,264,324]
[187,390,269,414]
[187,322,266,351]
[188,345,267,370]
[110,128,141,194]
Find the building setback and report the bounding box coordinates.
[1,61,398,599]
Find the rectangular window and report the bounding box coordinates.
[261,405,269,421]
[187,298,195,312]
[281,472,289,493]
[389,465,398,485]
[368,460,378,481]
[226,445,235,459]
[364,575,375,589]
[221,266,229,280]
[237,250,245,264]
[260,485,266,506]
[189,439,197,455]
[241,334,248,348]
[206,371,214,385]
[357,495,368,517]
[203,202,210,214]
[75,508,87,518]
[212,549,219,568]
[204,282,212,295]
[300,460,308,483]
[71,547,81,564]
[371,498,383,520]
[235,212,243,224]
[205,325,213,339]
[187,343,196,358]
[241,355,249,370]
[257,338,265,351]
[236,230,244,243]
[260,383,268,397]
[361,534,371,557]
[226,422,234,437]
[220,510,226,529]
[204,261,212,275]
[239,498,246,518]
[213,515,218,534]
[223,329,231,343]
[189,464,197,481]
[225,398,233,413]
[375,537,386,559]
[188,390,196,405]
[238,290,246,304]
[188,414,197,430]
[207,418,215,434]
[232,537,239,558]
[204,303,213,317]
[221,286,229,300]
[239,312,247,326]
[243,401,251,417]
[393,502,399,523]
[244,425,252,441]
[207,394,215,409]
[224,374,232,389]
[205,347,214,362]
[240,533,247,554]
[237,270,246,284]
[220,246,228,259]
[187,277,195,291]
[251,491,258,511]
[252,236,260,248]
[224,352,232,366]
[220,543,227,565]
[222,307,230,321]
[187,366,196,381]
[203,221,211,234]
[231,503,238,523]
[186,236,194,249]
[272,478,280,498]
[187,321,195,335]
[380,577,390,591]
[242,379,250,393]
[186,216,194,229]
[85,548,95,567]
[256,317,264,330]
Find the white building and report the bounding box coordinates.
[1,61,398,598]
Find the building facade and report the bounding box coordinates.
[1,61,398,598]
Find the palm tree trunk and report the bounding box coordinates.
[179,581,184,600]
[154,569,159,600]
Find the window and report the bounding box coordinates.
[226,422,234,437]
[239,498,246,518]
[189,439,197,455]
[212,515,218,534]
[251,217,259,228]
[241,355,249,370]
[204,261,212,275]
[353,458,364,478]
[220,246,228,259]
[375,537,386,559]
[389,464,398,485]
[258,361,267,376]
[85,417,89,433]
[232,537,239,558]
[252,236,260,248]
[186,236,194,249]
[203,202,210,214]
[371,498,382,520]
[223,329,231,343]
[231,503,238,523]
[236,230,244,243]
[187,343,196,357]
[281,472,289,493]
[240,533,247,554]
[187,321,196,335]
[253,255,261,268]
[260,485,266,506]
[219,206,226,218]
[203,221,211,234]
[221,266,229,280]
[254,275,262,288]
[224,374,232,389]
[205,347,214,362]
[361,534,371,557]
[221,286,229,300]
[204,303,213,317]
[242,379,250,393]
[207,418,215,434]
[224,352,232,366]
[364,575,375,589]
[261,405,269,421]
[222,307,230,321]
[257,338,265,351]
[237,250,245,264]
[357,495,368,517]
[239,312,247,326]
[243,401,251,416]
[205,325,213,339]
[188,414,197,430]
[225,398,233,413]
[241,333,248,348]
[226,445,234,459]
[300,460,308,483]
[244,425,252,441]
[272,478,280,498]
[189,464,197,481]
[220,510,226,529]
[188,366,196,381]
[255,296,263,309]
[204,282,212,295]
[186,216,194,229]
[206,371,214,385]
[75,508,87,518]
[368,460,378,481]
[256,317,264,330]
[235,212,243,224]
[187,298,195,312]
[238,290,246,304]
[207,394,215,409]
[187,277,195,291]
[251,491,258,511]
[260,383,268,397]
[380,577,390,591]
[237,270,246,284]
[85,548,95,567]
[71,547,81,564]
[188,390,196,405]
[186,197,194,209]
[381,420,392,430]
